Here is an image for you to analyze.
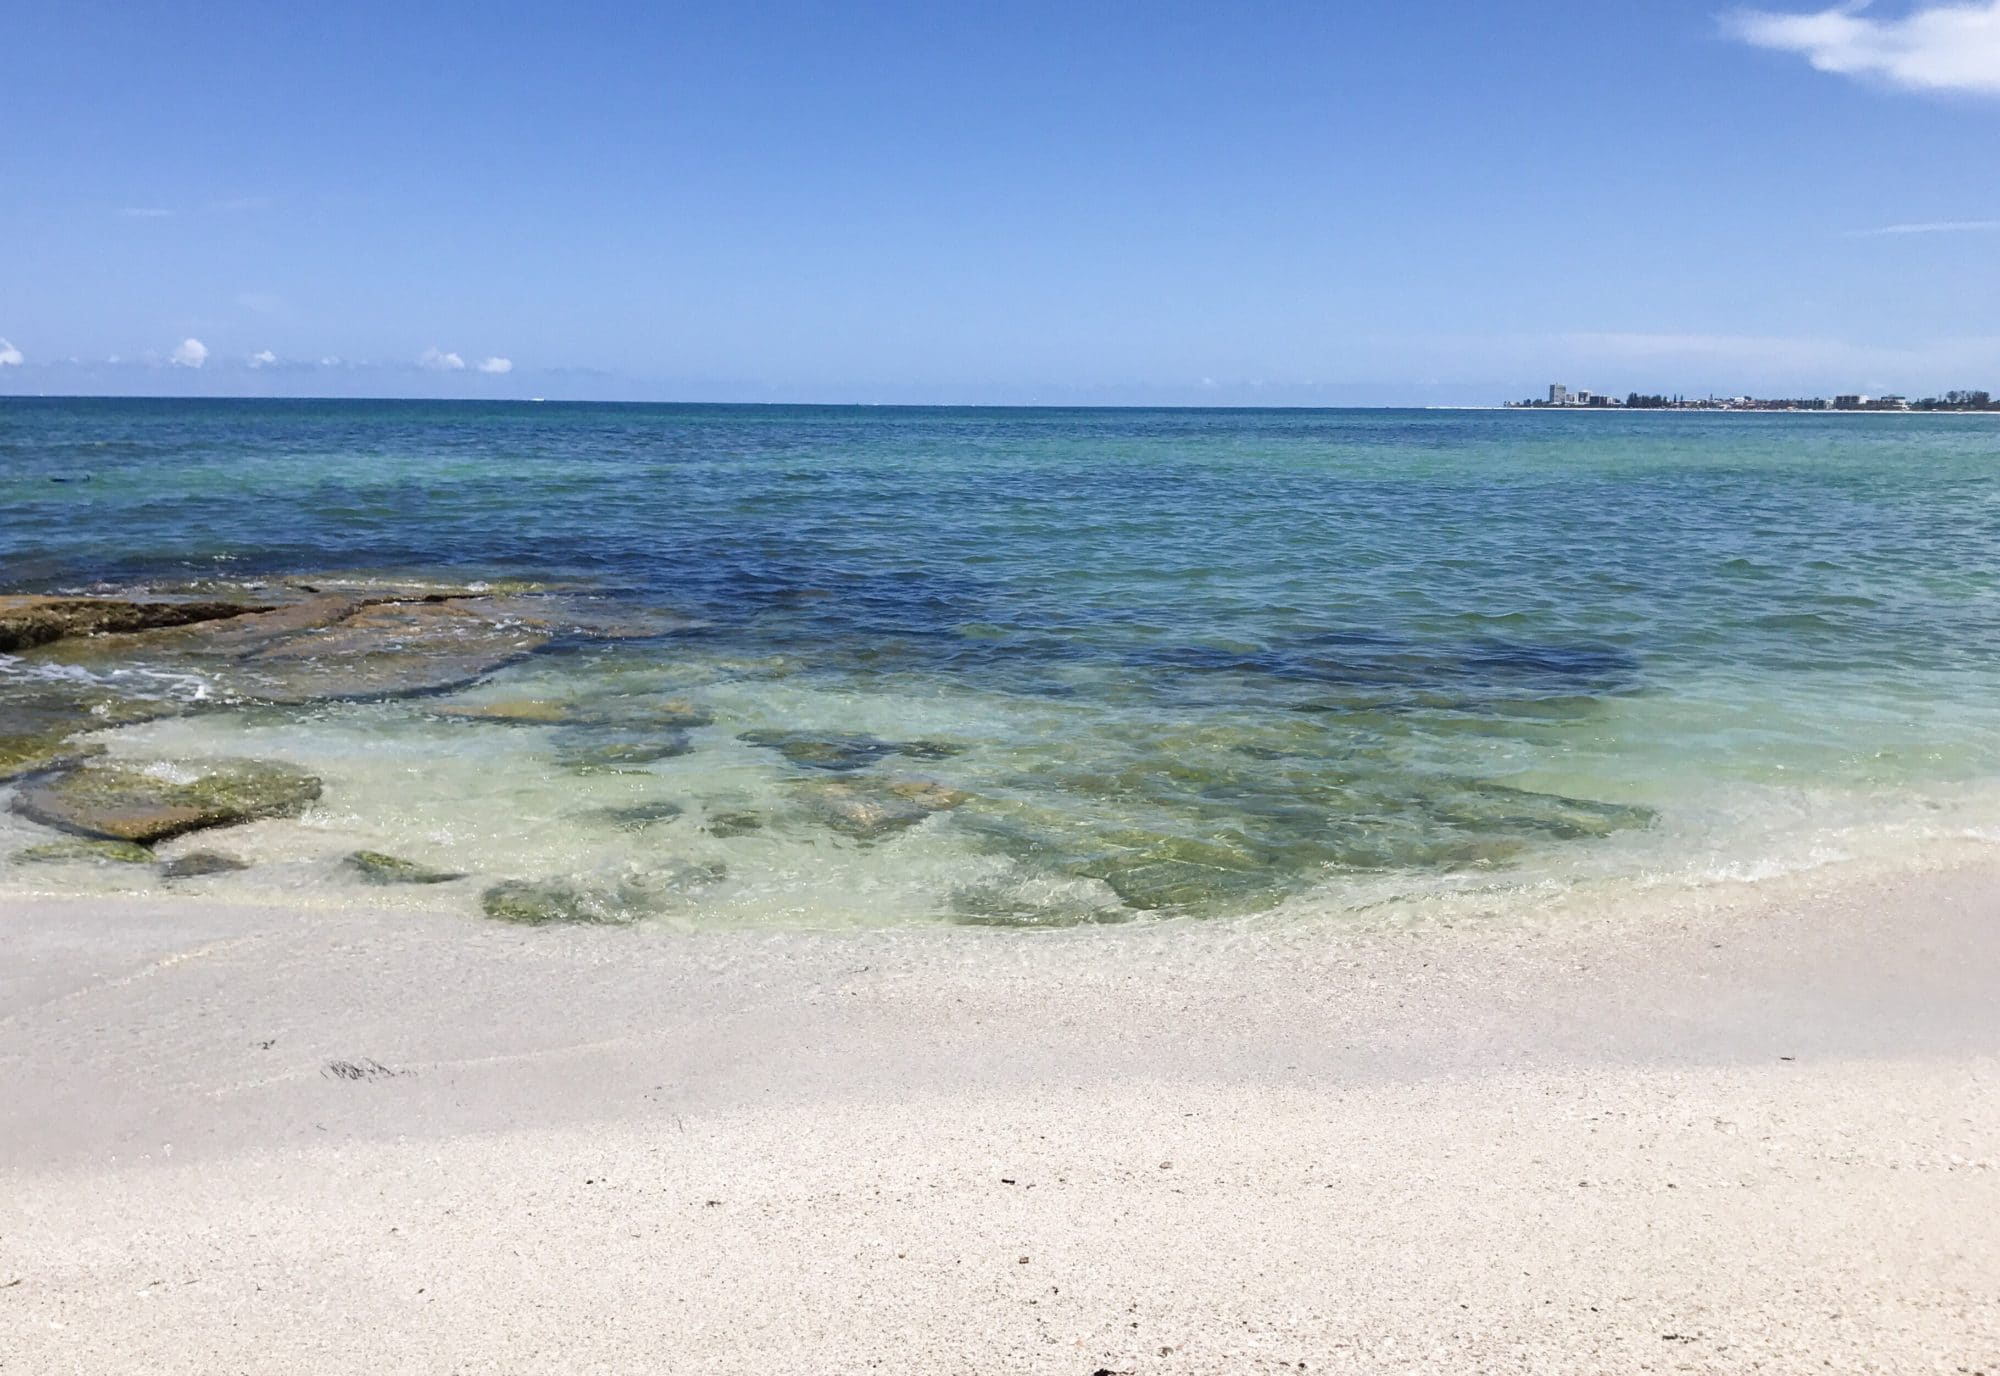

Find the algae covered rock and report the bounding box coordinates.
[553,729,695,773]
[795,776,968,840]
[480,861,726,926]
[582,800,685,831]
[433,695,714,730]
[9,757,322,843]
[428,698,579,725]
[238,599,552,702]
[704,809,764,838]
[480,877,646,926]
[160,850,250,879]
[0,595,271,652]
[0,685,182,782]
[343,850,467,885]
[740,730,959,773]
[13,837,155,866]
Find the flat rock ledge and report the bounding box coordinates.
[0,596,273,652]
[10,757,323,844]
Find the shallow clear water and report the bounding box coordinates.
[5,398,2000,925]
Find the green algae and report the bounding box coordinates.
[13,837,155,866]
[343,850,468,885]
[10,758,323,844]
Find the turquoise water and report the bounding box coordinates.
[5,398,2000,924]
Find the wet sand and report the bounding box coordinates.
[2,850,1997,1373]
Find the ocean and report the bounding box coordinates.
[5,397,1999,926]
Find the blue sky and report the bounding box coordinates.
[3,0,1997,404]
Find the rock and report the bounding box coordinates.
[1425,781,1655,840]
[479,878,647,926]
[704,809,764,838]
[583,800,685,831]
[432,696,713,729]
[0,732,106,783]
[23,594,548,705]
[160,850,249,879]
[740,730,959,773]
[553,730,695,773]
[0,595,272,652]
[343,850,467,885]
[479,860,728,925]
[6,587,707,715]
[470,595,708,640]
[0,686,182,782]
[13,837,155,866]
[617,698,714,729]
[237,600,551,702]
[10,758,323,843]
[795,777,968,840]
[428,698,578,725]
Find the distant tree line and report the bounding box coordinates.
[1915,390,1994,410]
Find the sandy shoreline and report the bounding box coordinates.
[4,852,1997,1372]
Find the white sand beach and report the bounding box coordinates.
[3,850,1997,1374]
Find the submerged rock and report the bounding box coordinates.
[343,849,467,885]
[583,800,685,831]
[795,776,969,840]
[10,757,323,844]
[740,730,960,773]
[480,877,646,926]
[1426,782,1655,840]
[13,837,155,866]
[480,860,727,926]
[433,695,714,730]
[0,595,271,652]
[0,733,105,784]
[704,809,765,838]
[553,730,695,773]
[160,850,249,879]
[0,686,183,783]
[237,599,552,702]
[429,698,580,725]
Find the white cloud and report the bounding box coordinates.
[1850,218,2000,235]
[418,347,466,371]
[0,338,22,366]
[476,356,514,374]
[117,206,174,219]
[1725,1,2000,94]
[249,349,278,368]
[169,337,209,368]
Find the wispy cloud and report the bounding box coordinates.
[1724,1,2000,94]
[0,338,22,367]
[418,347,466,372]
[117,206,174,219]
[476,356,514,374]
[169,337,209,368]
[1849,218,2000,235]
[248,349,278,368]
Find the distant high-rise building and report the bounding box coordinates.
[1549,384,1570,405]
